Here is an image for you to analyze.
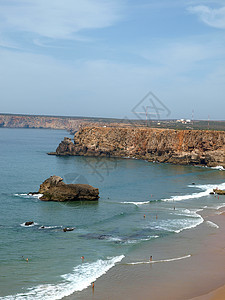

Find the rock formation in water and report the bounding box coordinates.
[213,189,225,195]
[51,127,225,168]
[38,175,99,201]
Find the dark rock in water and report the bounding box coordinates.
[37,175,99,202]
[28,192,39,196]
[25,221,34,226]
[209,192,215,195]
[213,189,225,195]
[63,227,75,232]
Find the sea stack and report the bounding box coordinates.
[38,175,99,202]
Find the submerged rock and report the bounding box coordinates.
[37,175,99,202]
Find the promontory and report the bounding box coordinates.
[49,126,225,168]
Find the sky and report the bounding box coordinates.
[0,0,225,120]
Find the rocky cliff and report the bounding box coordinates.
[52,127,225,168]
[0,114,132,133]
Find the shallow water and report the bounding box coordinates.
[0,128,224,299]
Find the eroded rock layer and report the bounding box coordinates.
[53,127,225,168]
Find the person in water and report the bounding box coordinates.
[81,256,84,262]
[150,256,153,261]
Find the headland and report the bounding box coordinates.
[51,126,225,168]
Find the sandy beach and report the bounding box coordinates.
[65,208,225,300]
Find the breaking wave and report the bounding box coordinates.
[0,255,124,300]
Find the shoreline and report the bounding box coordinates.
[64,208,225,300]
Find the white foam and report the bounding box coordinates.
[215,204,225,209]
[20,222,39,227]
[206,221,219,229]
[30,194,43,199]
[126,254,191,265]
[38,226,62,230]
[146,209,204,234]
[121,201,150,206]
[211,166,225,171]
[216,210,225,215]
[163,182,225,202]
[106,236,123,242]
[15,193,43,199]
[124,235,159,245]
[1,255,124,300]
[205,203,225,210]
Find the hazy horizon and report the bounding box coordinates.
[0,0,225,120]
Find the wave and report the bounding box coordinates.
[14,193,43,199]
[216,210,225,215]
[38,225,62,230]
[123,235,159,244]
[146,209,204,234]
[125,254,191,265]
[206,221,219,229]
[163,182,225,202]
[210,166,225,171]
[120,201,150,206]
[1,255,124,300]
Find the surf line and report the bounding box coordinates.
[124,254,191,265]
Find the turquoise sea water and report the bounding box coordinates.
[0,128,225,299]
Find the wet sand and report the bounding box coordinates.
[64,208,225,300]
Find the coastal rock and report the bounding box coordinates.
[213,189,225,195]
[38,175,99,202]
[63,227,75,232]
[53,127,225,168]
[25,221,34,226]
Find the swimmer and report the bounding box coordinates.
[26,258,29,262]
[143,214,146,219]
[81,256,84,262]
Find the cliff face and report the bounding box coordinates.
[0,114,130,133]
[0,114,82,131]
[54,127,225,168]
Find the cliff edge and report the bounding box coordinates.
[51,127,225,168]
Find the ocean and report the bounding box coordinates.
[0,128,225,299]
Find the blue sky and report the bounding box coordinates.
[0,0,225,120]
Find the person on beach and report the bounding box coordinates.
[92,282,95,294]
